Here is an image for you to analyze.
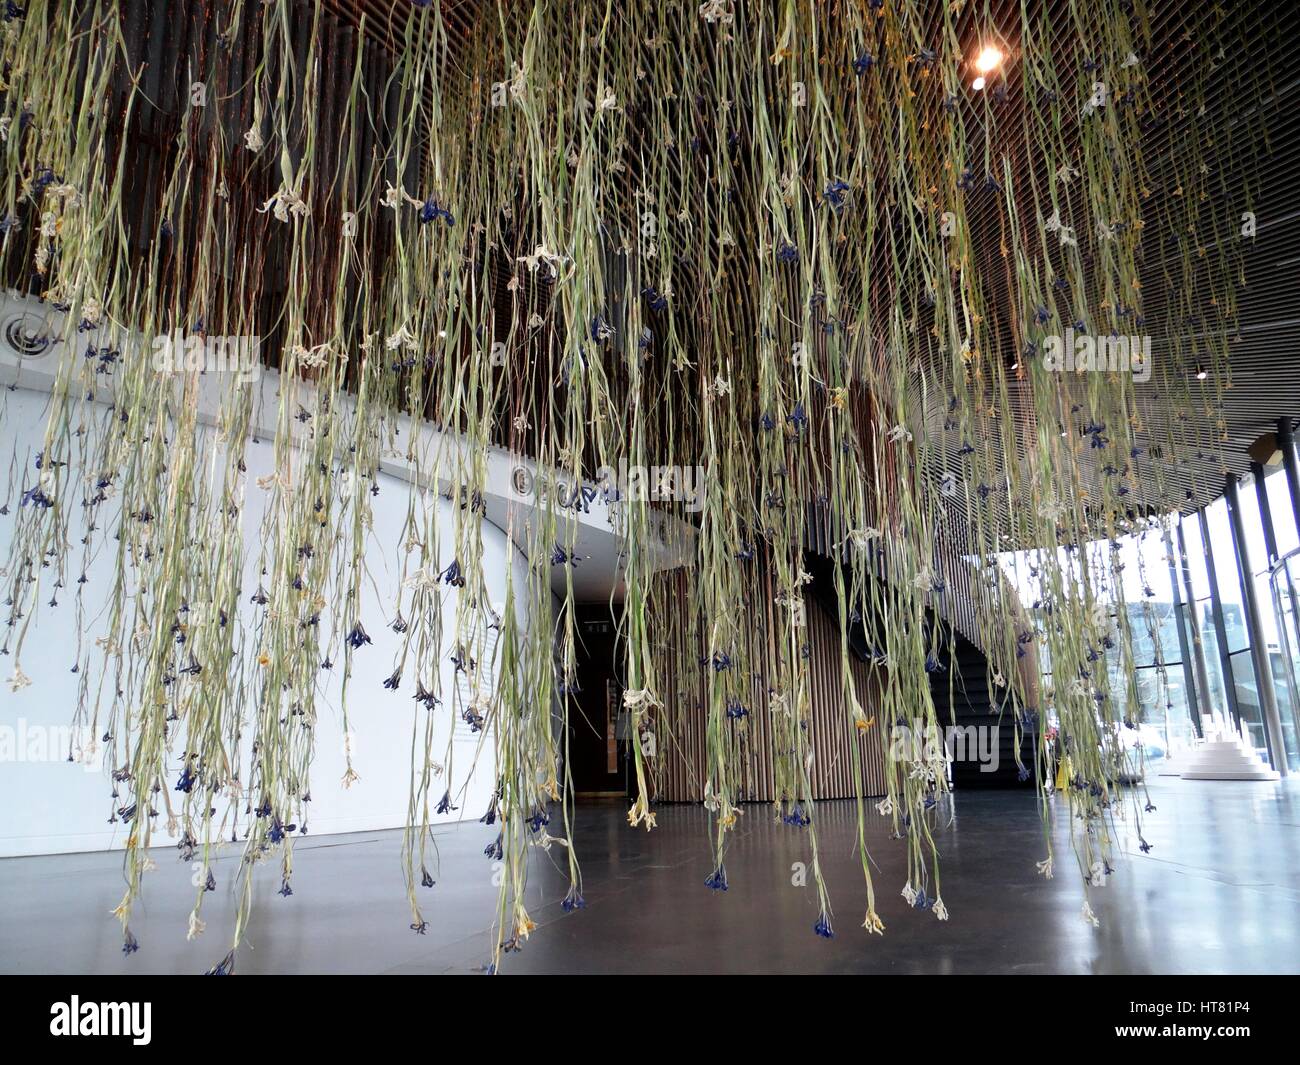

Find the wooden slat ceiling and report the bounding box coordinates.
[320,0,480,50]
[919,0,1300,551]
[320,1,1300,552]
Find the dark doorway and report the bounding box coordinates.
[567,605,628,797]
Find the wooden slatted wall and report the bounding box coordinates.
[645,566,887,804]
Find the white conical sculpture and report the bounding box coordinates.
[1180,717,1280,780]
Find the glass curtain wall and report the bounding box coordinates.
[1205,498,1264,751]
[993,448,1300,774]
[1258,464,1300,764]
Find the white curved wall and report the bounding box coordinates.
[0,384,531,856]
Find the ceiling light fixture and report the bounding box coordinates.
[974,46,1003,74]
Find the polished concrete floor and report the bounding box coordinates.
[2,777,1298,974]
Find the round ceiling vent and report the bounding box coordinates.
[3,312,55,360]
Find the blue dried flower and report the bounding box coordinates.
[418,197,454,226]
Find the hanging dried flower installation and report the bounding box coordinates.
[0,0,1271,972]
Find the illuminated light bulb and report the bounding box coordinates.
[975,46,1003,74]
[1195,366,1208,380]
[972,75,986,91]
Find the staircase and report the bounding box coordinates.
[1180,720,1280,780]
[802,552,1034,789]
[927,635,1036,788]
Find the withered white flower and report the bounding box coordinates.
[382,182,419,211]
[623,687,661,713]
[258,186,310,222]
[294,343,336,369]
[516,243,568,277]
[1039,496,1067,523]
[403,567,441,593]
[507,62,527,101]
[698,0,734,25]
[255,472,290,491]
[531,830,569,852]
[385,324,417,350]
[848,527,882,550]
[48,182,81,209]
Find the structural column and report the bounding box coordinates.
[1199,508,1243,731]
[1279,417,1300,538]
[1225,473,1288,776]
[1165,523,1203,739]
